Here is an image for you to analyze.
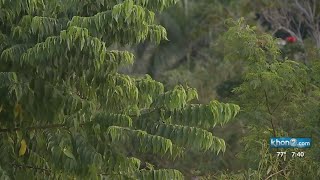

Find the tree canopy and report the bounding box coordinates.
[0,0,240,179]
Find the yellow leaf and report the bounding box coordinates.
[19,139,27,156]
[14,104,22,118]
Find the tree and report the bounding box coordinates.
[0,0,240,179]
[218,18,320,179]
[236,0,320,64]
[256,0,320,47]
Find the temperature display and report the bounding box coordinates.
[275,151,305,160]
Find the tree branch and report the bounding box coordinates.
[264,89,276,137]
[12,163,51,175]
[294,0,312,20]
[271,89,291,114]
[265,168,287,180]
[0,108,159,133]
[0,124,66,133]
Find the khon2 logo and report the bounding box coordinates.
[270,137,311,148]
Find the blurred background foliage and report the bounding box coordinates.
[121,0,320,179]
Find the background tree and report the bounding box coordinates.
[237,0,320,64]
[254,0,320,47]
[216,19,320,180]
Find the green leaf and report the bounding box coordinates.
[63,148,75,160]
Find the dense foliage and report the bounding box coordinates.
[1,0,320,179]
[128,0,320,179]
[0,0,241,179]
[218,19,320,179]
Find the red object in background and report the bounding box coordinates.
[286,36,297,43]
